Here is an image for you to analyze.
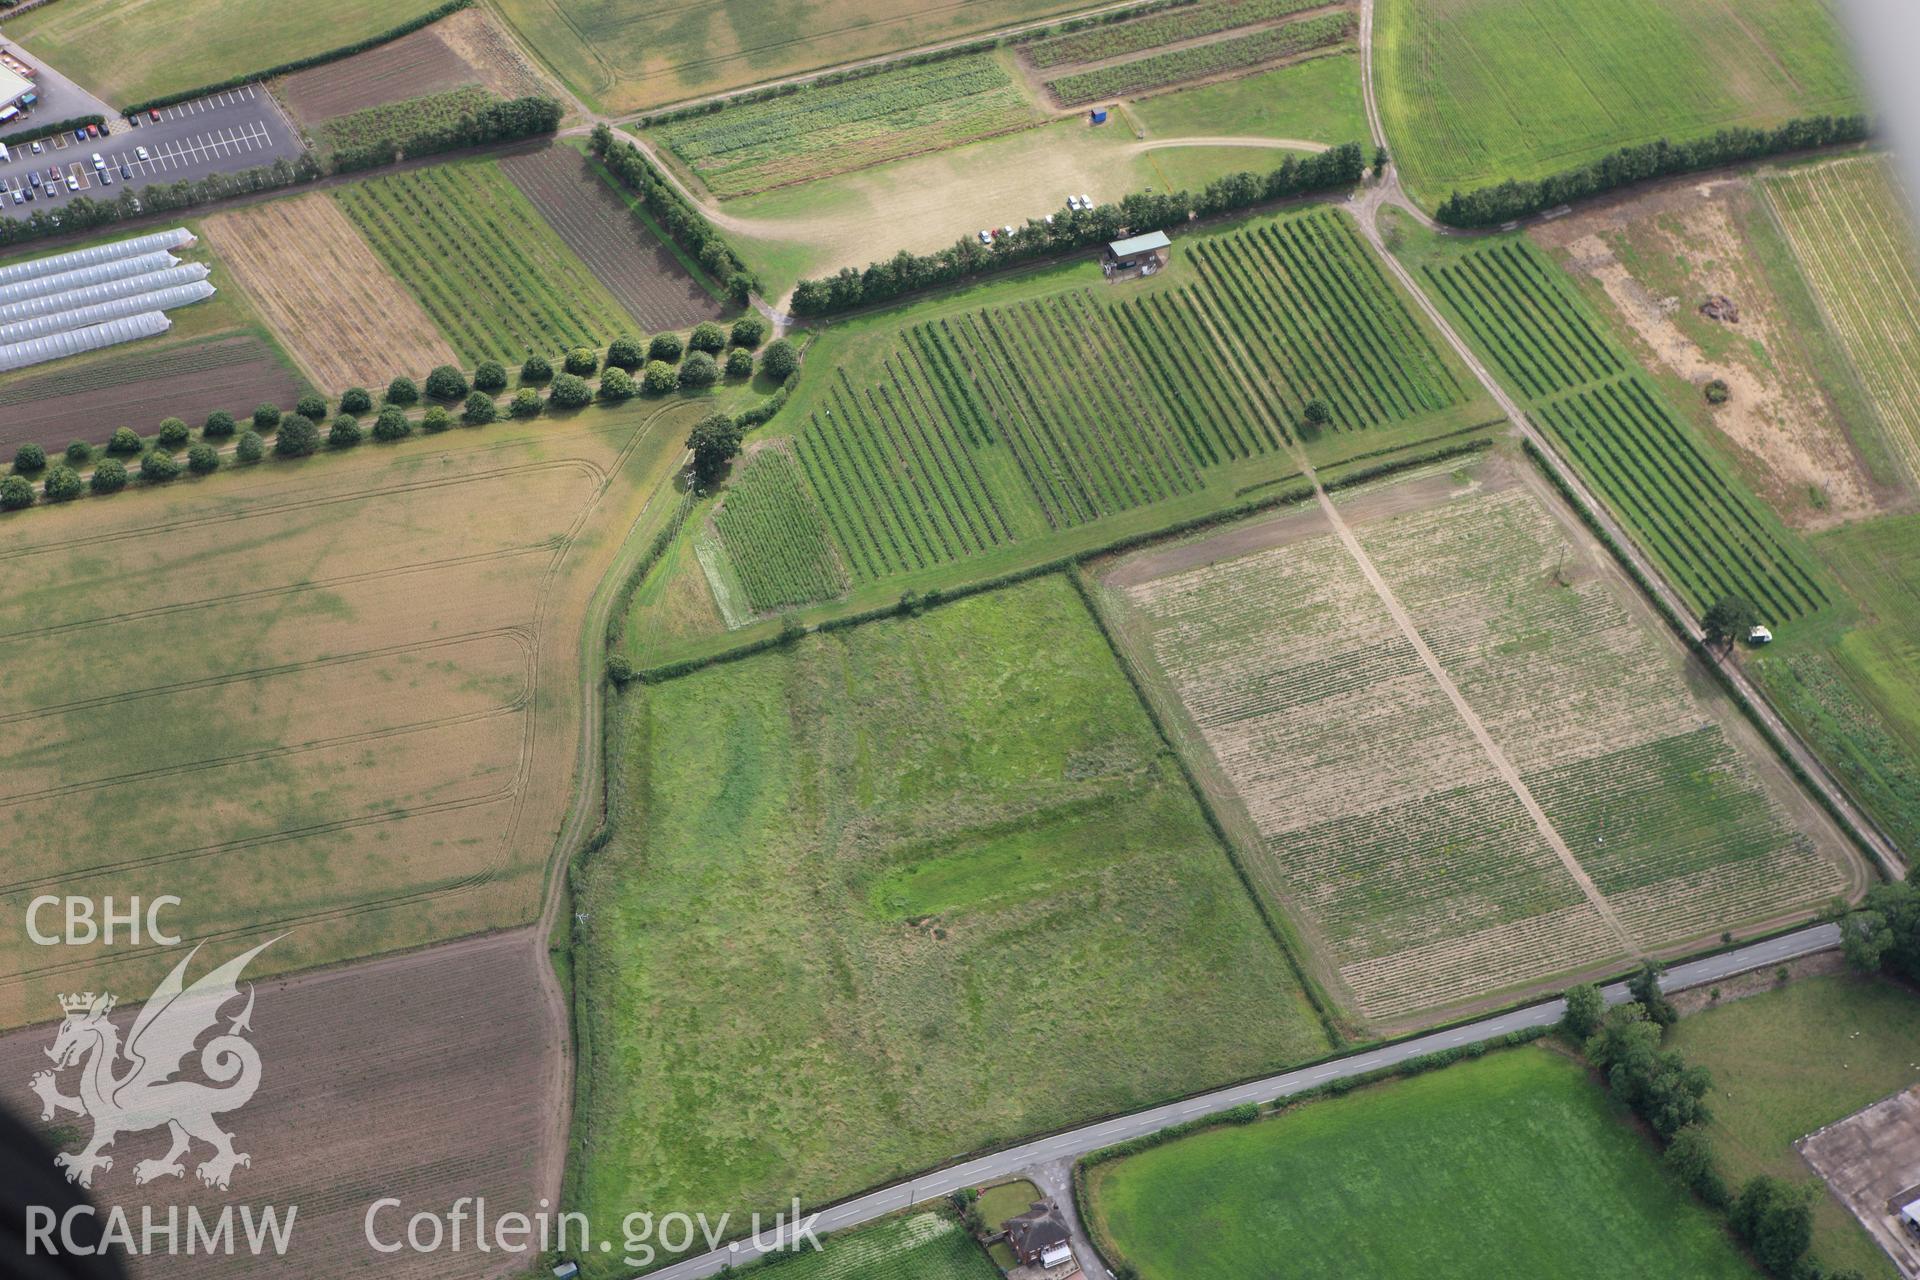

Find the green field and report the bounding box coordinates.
[1375,0,1863,205]
[334,161,637,367]
[764,1213,998,1280]
[1671,974,1920,1280]
[5,0,447,106]
[1410,231,1833,625]
[573,575,1330,1242]
[787,208,1463,584]
[653,53,1044,199]
[492,0,1087,114]
[1131,52,1367,146]
[1757,511,1920,853]
[1095,465,1848,1022]
[1086,1048,1759,1279]
[1022,0,1328,68]
[1046,12,1354,106]
[710,446,847,612]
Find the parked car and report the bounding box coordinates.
[72,128,85,143]
[148,108,161,122]
[1079,193,1092,209]
[97,121,110,136]
[28,140,40,154]
[126,114,140,128]
[46,165,58,182]
[65,175,78,190]
[9,190,20,206]
[27,171,39,187]
[99,169,112,185]
[85,124,97,138]
[90,152,104,169]
[135,145,149,162]
[119,164,130,180]
[977,229,993,244]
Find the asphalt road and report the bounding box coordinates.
[631,924,1841,1279]
[0,83,303,221]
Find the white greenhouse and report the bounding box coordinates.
[0,281,215,344]
[0,250,181,306]
[0,311,172,373]
[0,228,195,288]
[0,263,210,325]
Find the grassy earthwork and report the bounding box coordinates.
[573,575,1332,1257]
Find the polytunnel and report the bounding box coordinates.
[0,310,172,373]
[0,229,195,288]
[0,264,211,325]
[0,282,215,344]
[0,251,181,306]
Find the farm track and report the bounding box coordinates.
[499,144,724,330]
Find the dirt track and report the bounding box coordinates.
[0,930,563,1280]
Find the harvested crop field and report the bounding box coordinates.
[1093,454,1863,1025]
[0,400,701,1028]
[275,7,555,127]
[0,930,561,1280]
[203,193,460,392]
[0,334,302,452]
[499,145,725,330]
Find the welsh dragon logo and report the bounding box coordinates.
[29,937,277,1190]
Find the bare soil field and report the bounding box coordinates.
[0,335,302,451]
[1093,452,1864,1026]
[276,7,556,127]
[1531,174,1902,528]
[0,399,700,1029]
[0,930,562,1280]
[203,194,460,391]
[499,145,725,331]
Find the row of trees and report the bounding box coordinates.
[588,124,759,304]
[0,154,323,251]
[1563,966,1865,1280]
[788,143,1367,316]
[330,95,564,173]
[1434,115,1871,228]
[1839,871,1920,984]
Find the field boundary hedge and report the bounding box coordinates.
[791,142,1366,316]
[1521,437,1900,881]
[0,114,104,149]
[588,125,757,302]
[1434,114,1872,227]
[120,0,474,113]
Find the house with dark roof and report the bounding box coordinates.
[1003,1200,1075,1272]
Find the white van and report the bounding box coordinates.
[0,143,10,164]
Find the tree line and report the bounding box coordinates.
[331,95,564,173]
[788,143,1367,317]
[588,124,759,304]
[1435,115,1871,228]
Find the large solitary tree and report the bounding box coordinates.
[687,413,742,487]
[1701,594,1758,649]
